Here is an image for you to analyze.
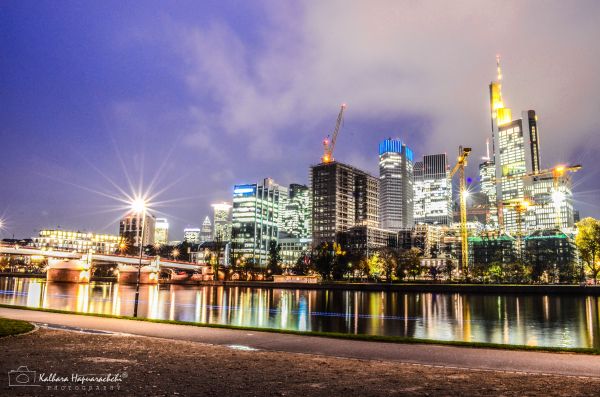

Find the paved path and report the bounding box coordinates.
[2,307,600,378]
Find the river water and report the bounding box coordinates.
[1,276,599,348]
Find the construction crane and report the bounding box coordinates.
[321,104,347,163]
[449,146,472,273]
[501,198,532,258]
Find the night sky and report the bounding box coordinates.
[2,1,600,239]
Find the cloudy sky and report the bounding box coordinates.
[2,0,600,239]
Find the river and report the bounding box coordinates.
[1,276,599,348]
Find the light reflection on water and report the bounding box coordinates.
[1,276,600,348]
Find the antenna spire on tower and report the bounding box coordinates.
[496,54,502,81]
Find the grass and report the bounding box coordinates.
[1,303,599,354]
[0,316,35,337]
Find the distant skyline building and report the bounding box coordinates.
[413,153,451,225]
[525,173,575,230]
[183,227,201,244]
[211,202,232,241]
[282,183,311,238]
[311,161,378,247]
[200,216,212,243]
[119,212,156,247]
[478,140,498,228]
[231,178,282,267]
[489,57,541,233]
[154,218,169,245]
[33,229,123,255]
[378,138,413,231]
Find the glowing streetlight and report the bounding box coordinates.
[172,248,180,259]
[130,196,148,318]
[552,191,566,207]
[130,197,147,214]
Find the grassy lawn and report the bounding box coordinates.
[0,317,34,337]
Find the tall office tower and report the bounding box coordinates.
[311,162,378,247]
[119,212,156,246]
[413,153,452,225]
[211,202,232,241]
[378,138,414,231]
[183,227,201,244]
[154,218,169,245]
[490,57,541,233]
[231,178,282,267]
[478,139,498,228]
[413,161,425,221]
[282,184,311,238]
[200,216,212,242]
[525,173,575,230]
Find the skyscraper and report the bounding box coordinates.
[154,218,169,245]
[311,161,378,246]
[378,138,413,230]
[489,58,541,233]
[478,140,498,228]
[282,183,311,238]
[231,178,282,266]
[200,216,212,243]
[119,212,156,247]
[413,153,452,225]
[211,202,232,241]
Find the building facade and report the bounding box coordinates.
[378,138,413,230]
[33,229,123,255]
[231,178,282,267]
[311,161,379,247]
[282,184,311,238]
[154,218,169,245]
[183,227,201,244]
[211,202,232,241]
[413,153,451,225]
[200,216,212,243]
[119,212,156,247]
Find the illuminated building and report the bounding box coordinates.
[183,227,201,244]
[278,235,312,268]
[200,216,212,243]
[379,138,413,230]
[231,178,282,267]
[311,161,378,247]
[337,225,398,253]
[524,229,577,282]
[33,229,124,254]
[211,202,232,241]
[119,212,155,246]
[282,184,311,238]
[478,140,498,228]
[413,153,451,225]
[489,58,541,233]
[154,218,169,245]
[525,172,575,230]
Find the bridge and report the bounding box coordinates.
[0,244,212,284]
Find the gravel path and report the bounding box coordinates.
[1,328,599,396]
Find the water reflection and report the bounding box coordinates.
[1,276,600,348]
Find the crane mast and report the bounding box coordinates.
[321,104,347,163]
[449,146,472,274]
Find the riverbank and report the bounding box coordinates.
[2,326,598,396]
[1,304,599,355]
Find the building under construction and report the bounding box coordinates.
[310,161,378,247]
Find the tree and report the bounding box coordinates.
[331,242,349,280]
[267,240,283,276]
[378,247,397,282]
[367,252,383,281]
[292,253,312,275]
[576,218,600,284]
[313,242,335,280]
[396,248,422,281]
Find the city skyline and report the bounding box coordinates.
[2,1,600,239]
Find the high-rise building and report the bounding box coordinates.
[200,216,212,243]
[154,218,169,245]
[525,173,575,230]
[311,161,378,247]
[282,184,311,238]
[211,202,232,241]
[183,227,201,244]
[119,212,156,247]
[231,178,282,267]
[413,153,451,225]
[489,58,541,233]
[378,138,414,230]
[478,139,498,228]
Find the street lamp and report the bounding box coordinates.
[131,197,147,318]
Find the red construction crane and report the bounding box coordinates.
[321,104,347,163]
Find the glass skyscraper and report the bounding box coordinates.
[378,138,413,230]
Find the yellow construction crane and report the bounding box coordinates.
[501,198,532,257]
[321,104,347,163]
[449,146,472,273]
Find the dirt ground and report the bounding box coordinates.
[0,328,598,397]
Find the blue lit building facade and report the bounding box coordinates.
[378,138,414,230]
[231,178,282,267]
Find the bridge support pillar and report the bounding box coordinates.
[46,259,90,283]
[116,264,159,284]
